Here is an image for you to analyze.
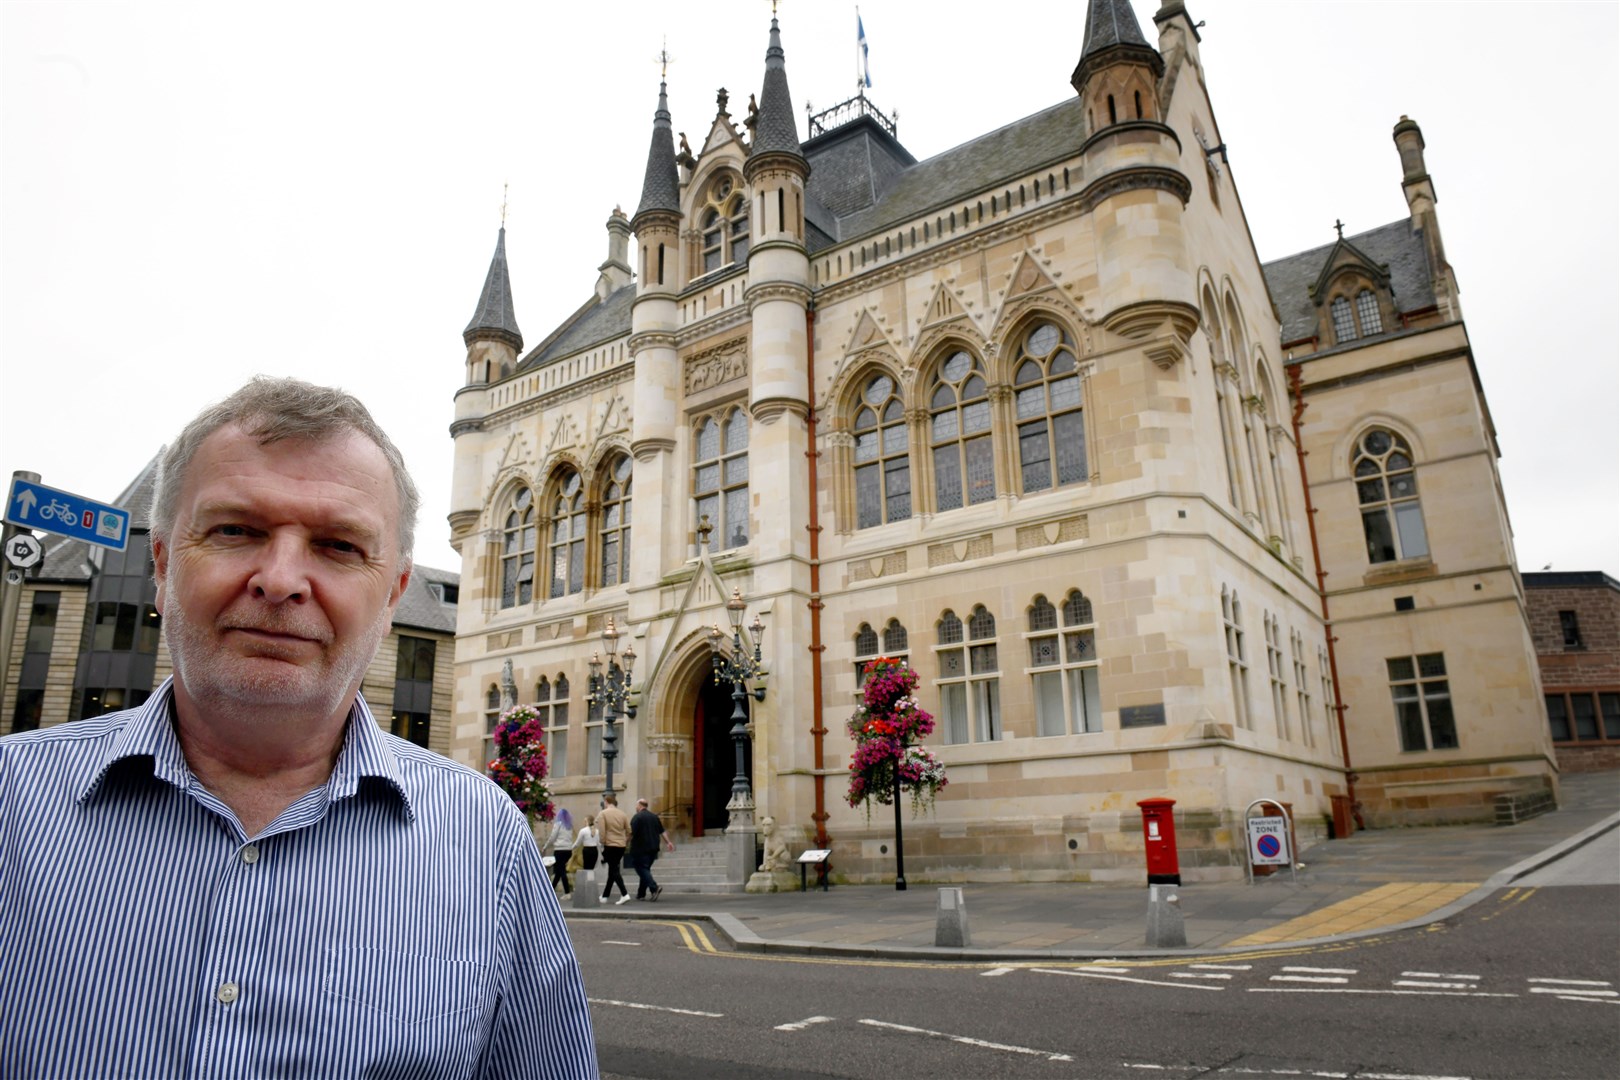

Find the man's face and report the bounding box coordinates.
[153,424,410,723]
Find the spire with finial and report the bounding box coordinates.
[749,14,805,162]
[463,221,522,352]
[633,48,682,224]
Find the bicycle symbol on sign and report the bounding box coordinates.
[38,499,78,525]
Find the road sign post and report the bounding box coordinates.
[0,471,43,736]
[5,477,130,552]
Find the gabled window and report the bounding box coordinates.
[1354,429,1429,564]
[700,174,748,273]
[929,349,995,511]
[1355,290,1383,335]
[1331,287,1385,344]
[1028,591,1102,736]
[1013,321,1087,493]
[1330,297,1356,343]
[853,373,911,528]
[501,487,537,608]
[694,408,750,551]
[547,471,586,599]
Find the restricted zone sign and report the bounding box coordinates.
[1247,816,1291,866]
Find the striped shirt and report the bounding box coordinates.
[0,679,597,1079]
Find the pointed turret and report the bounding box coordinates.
[462,227,522,353]
[1072,0,1165,134]
[749,16,805,163]
[1393,116,1459,320]
[633,81,681,223]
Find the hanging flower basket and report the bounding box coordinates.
[488,703,554,823]
[845,658,947,817]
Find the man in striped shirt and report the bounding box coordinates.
[0,378,596,1078]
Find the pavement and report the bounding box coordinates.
[563,771,1619,960]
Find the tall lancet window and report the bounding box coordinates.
[700,174,748,273]
[694,408,750,552]
[929,348,995,511]
[500,487,536,608]
[599,455,633,588]
[547,470,586,598]
[853,372,911,528]
[1013,321,1086,493]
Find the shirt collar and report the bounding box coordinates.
[78,677,416,822]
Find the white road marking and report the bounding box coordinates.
[858,1018,1072,1062]
[1119,1065,1471,1080]
[1270,975,1348,984]
[1394,980,1476,989]
[1082,965,1132,972]
[1191,963,1252,971]
[980,967,1014,977]
[1281,965,1357,974]
[587,997,724,1017]
[1529,987,1618,997]
[1402,971,1478,980]
[1250,988,1516,998]
[1556,995,1620,1005]
[1171,972,1233,980]
[1527,977,1612,986]
[600,940,642,946]
[1032,967,1223,991]
[775,1015,835,1031]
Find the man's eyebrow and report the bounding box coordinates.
[189,502,382,543]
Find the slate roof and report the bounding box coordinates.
[829,97,1088,242]
[634,82,682,219]
[1261,218,1437,344]
[751,18,804,160]
[395,564,459,634]
[1084,0,1152,52]
[517,283,637,371]
[464,228,522,349]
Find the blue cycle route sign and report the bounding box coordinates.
[5,477,130,552]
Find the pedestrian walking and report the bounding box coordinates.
[546,809,575,895]
[597,794,632,904]
[628,797,676,901]
[575,814,600,871]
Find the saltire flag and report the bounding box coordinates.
[858,12,871,87]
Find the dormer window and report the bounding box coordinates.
[1331,288,1385,344]
[700,174,749,273]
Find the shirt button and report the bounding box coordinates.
[241,845,260,865]
[216,982,239,1004]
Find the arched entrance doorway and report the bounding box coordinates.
[692,676,750,836]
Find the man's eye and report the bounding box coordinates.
[215,525,249,537]
[323,540,362,556]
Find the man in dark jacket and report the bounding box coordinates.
[627,798,675,901]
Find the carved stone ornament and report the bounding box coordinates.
[684,338,749,395]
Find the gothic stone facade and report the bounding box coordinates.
[445,5,1554,884]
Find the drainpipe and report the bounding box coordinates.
[1287,363,1356,815]
[805,301,829,848]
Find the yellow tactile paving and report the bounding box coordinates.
[1227,882,1479,946]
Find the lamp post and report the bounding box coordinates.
[708,587,769,815]
[588,616,637,800]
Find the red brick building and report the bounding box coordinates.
[1523,571,1620,772]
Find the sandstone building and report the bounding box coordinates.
[445,1,1555,884]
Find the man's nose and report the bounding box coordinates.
[249,534,311,603]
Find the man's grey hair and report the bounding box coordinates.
[150,376,420,561]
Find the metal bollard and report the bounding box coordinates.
[1144,882,1187,947]
[573,868,597,911]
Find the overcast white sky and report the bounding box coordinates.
[3,1,1615,577]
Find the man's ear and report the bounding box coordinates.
[151,536,169,613]
[388,560,413,613]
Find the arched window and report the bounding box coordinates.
[500,487,536,608]
[853,619,909,687]
[547,471,585,598]
[599,454,632,588]
[853,372,911,528]
[929,348,994,511]
[935,605,999,744]
[700,174,748,273]
[1013,321,1086,493]
[1264,612,1290,740]
[695,408,750,552]
[1204,296,1241,508]
[1028,590,1102,736]
[1354,429,1429,564]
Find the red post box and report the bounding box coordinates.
[1137,798,1180,885]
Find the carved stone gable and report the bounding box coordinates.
[845,309,891,355]
[546,412,581,453]
[596,392,631,438]
[495,430,533,473]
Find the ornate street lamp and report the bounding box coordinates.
[588,616,637,800]
[708,587,769,814]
